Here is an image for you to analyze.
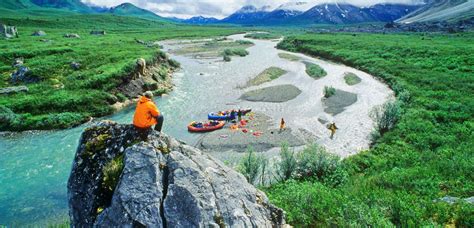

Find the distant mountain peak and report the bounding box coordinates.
[277,1,314,12]
[237,5,272,13]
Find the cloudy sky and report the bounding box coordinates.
[82,0,424,19]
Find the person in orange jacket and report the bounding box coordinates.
[133,91,164,132]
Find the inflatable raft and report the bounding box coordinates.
[208,109,252,121]
[188,121,225,133]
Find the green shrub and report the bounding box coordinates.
[265,180,392,226]
[245,67,287,87]
[344,72,362,85]
[0,105,17,130]
[294,144,348,187]
[323,86,336,98]
[168,59,181,68]
[236,40,253,45]
[223,48,249,57]
[274,142,297,182]
[305,62,327,79]
[244,33,280,40]
[278,53,300,61]
[370,100,402,136]
[223,55,231,62]
[102,154,125,192]
[238,147,266,185]
[116,93,127,102]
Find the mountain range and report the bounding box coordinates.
[187,3,423,25]
[1,0,473,25]
[179,1,474,25]
[397,0,474,23]
[0,0,166,21]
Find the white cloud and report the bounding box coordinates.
[82,0,425,19]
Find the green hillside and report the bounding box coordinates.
[265,32,474,226]
[0,0,166,21]
[0,12,241,131]
[0,0,37,9]
[108,3,165,21]
[29,0,91,12]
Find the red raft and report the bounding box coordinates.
[188,121,225,133]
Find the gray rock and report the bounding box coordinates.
[437,196,460,204]
[70,62,81,70]
[90,31,106,35]
[1,24,18,39]
[0,86,28,95]
[464,196,474,204]
[11,66,37,83]
[68,121,286,227]
[12,58,23,67]
[64,33,80,38]
[434,196,474,205]
[32,30,47,36]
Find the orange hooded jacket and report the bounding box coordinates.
[133,96,160,129]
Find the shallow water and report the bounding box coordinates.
[0,34,391,225]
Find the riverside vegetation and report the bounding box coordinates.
[0,13,240,131]
[246,32,473,226]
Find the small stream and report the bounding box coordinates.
[0,34,391,225]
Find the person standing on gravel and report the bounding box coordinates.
[328,123,338,139]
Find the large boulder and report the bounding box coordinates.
[136,58,146,78]
[1,24,18,39]
[68,121,286,227]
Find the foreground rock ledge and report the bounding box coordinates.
[68,121,286,227]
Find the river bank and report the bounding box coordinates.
[162,33,393,157]
[0,32,393,225]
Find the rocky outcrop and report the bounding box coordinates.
[70,62,81,70]
[68,121,286,227]
[136,58,146,78]
[1,24,18,39]
[0,86,28,95]
[116,53,176,99]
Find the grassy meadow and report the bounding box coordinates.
[260,32,474,226]
[0,13,240,131]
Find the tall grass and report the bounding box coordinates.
[269,32,474,226]
[0,13,241,131]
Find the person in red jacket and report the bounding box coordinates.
[133,91,164,132]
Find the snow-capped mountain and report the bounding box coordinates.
[397,0,474,23]
[182,16,220,24]
[183,3,423,25]
[220,5,273,24]
[294,3,421,24]
[277,1,315,12]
